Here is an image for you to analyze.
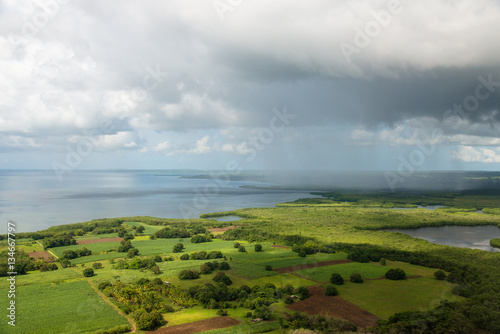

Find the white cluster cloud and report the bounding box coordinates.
[1,0,500,169]
[453,146,500,163]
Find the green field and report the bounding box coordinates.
[3,191,500,333]
[295,262,399,281]
[0,280,129,334]
[337,277,464,319]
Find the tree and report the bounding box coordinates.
[62,250,78,259]
[219,262,230,270]
[77,247,92,257]
[254,244,263,252]
[253,305,272,320]
[179,269,199,280]
[350,272,363,283]
[136,226,145,234]
[92,262,103,269]
[60,258,71,268]
[180,254,190,260]
[135,309,165,330]
[330,273,344,285]
[385,268,406,280]
[434,270,446,280]
[324,284,339,296]
[200,264,212,275]
[238,245,246,253]
[294,286,309,300]
[40,263,58,272]
[233,242,240,248]
[380,258,387,265]
[83,268,94,277]
[213,272,232,285]
[265,265,273,271]
[151,266,161,275]
[173,243,184,253]
[127,248,139,258]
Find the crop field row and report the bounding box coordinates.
[0,280,128,334]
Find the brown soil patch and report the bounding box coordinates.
[286,285,379,328]
[76,237,123,244]
[271,244,289,249]
[28,251,56,262]
[207,226,240,233]
[274,259,352,274]
[148,317,240,334]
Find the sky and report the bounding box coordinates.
[1,0,500,172]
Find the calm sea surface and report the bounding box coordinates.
[0,170,315,233]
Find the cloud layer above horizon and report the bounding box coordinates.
[1,0,500,171]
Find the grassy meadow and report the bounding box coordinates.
[2,192,500,333]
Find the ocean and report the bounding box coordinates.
[0,170,315,233]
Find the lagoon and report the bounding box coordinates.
[384,225,500,252]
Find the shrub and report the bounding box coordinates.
[254,244,263,252]
[191,235,212,243]
[200,264,213,275]
[134,309,165,330]
[39,263,58,272]
[77,247,92,257]
[98,281,112,290]
[294,286,309,300]
[83,268,94,277]
[233,242,240,248]
[324,284,339,296]
[123,233,134,241]
[127,248,139,258]
[92,262,103,269]
[60,258,71,268]
[118,240,133,252]
[330,273,344,285]
[253,305,272,320]
[283,295,294,304]
[153,255,163,262]
[219,262,230,270]
[179,269,200,280]
[434,270,446,280]
[173,243,184,253]
[62,250,78,259]
[180,254,190,260]
[299,250,307,257]
[385,268,406,280]
[350,272,363,283]
[380,258,387,265]
[238,245,246,253]
[265,265,273,271]
[151,266,161,275]
[213,272,232,285]
[164,305,175,313]
[217,308,228,316]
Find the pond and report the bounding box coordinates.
[383,225,500,252]
[204,215,243,222]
